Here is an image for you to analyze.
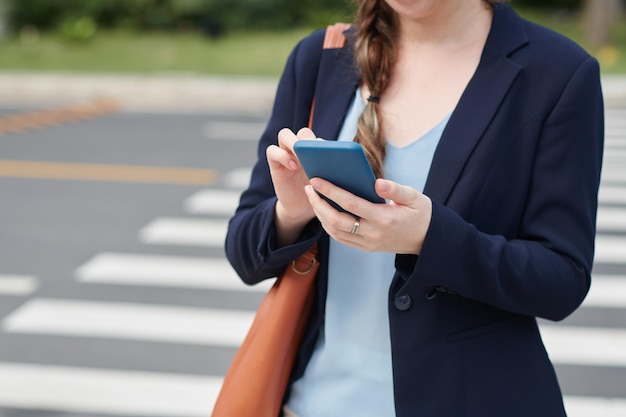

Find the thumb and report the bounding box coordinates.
[375,179,420,207]
[296,127,317,140]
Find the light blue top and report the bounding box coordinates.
[287,89,451,417]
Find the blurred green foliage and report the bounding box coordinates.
[1,1,625,74]
[6,0,588,37]
[59,17,98,42]
[5,0,354,36]
[511,0,583,9]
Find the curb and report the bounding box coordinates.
[0,72,278,115]
[1,72,625,114]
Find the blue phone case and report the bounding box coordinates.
[293,140,384,205]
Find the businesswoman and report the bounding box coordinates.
[226,0,604,416]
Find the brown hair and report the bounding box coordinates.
[353,0,504,178]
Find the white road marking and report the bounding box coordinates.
[584,275,626,308]
[0,362,220,417]
[203,121,265,141]
[597,207,626,232]
[2,298,254,347]
[139,218,227,247]
[0,275,38,295]
[599,185,626,205]
[565,396,626,417]
[0,362,623,417]
[222,167,252,190]
[605,140,626,149]
[601,166,626,183]
[539,325,626,367]
[604,149,626,161]
[184,189,241,215]
[76,252,272,292]
[594,235,626,264]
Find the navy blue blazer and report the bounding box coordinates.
[225,4,604,416]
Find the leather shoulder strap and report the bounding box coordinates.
[322,23,351,49]
[309,23,351,128]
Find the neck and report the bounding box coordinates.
[396,1,493,50]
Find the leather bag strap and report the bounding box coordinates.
[308,23,351,128]
[323,22,351,49]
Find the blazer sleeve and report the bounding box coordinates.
[406,56,604,321]
[225,31,325,285]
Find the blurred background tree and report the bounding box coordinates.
[0,0,623,76]
[584,0,624,49]
[1,0,624,55]
[0,0,6,38]
[2,0,622,45]
[3,0,353,36]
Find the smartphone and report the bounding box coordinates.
[293,140,385,209]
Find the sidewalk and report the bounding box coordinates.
[0,72,279,116]
[0,72,625,114]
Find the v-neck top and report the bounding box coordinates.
[287,88,451,417]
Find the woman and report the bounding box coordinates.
[225,0,604,416]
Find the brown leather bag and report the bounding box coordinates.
[211,22,350,417]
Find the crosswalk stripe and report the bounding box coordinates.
[4,298,626,368]
[203,121,265,141]
[584,275,626,308]
[601,166,626,183]
[605,140,626,149]
[605,123,626,129]
[605,139,626,145]
[597,207,626,232]
[0,361,625,417]
[602,177,626,187]
[0,275,38,295]
[0,360,623,417]
[605,128,626,137]
[176,185,618,215]
[222,167,252,190]
[539,325,626,367]
[565,396,626,417]
[183,180,619,214]
[604,149,626,160]
[594,235,626,264]
[2,360,621,417]
[75,252,273,292]
[0,362,220,417]
[2,298,254,347]
[599,185,626,205]
[605,127,626,135]
[1,147,624,417]
[139,218,227,247]
[184,189,240,215]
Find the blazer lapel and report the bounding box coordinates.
[311,41,360,141]
[424,4,529,204]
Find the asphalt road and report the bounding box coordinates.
[0,103,625,417]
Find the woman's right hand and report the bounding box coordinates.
[266,127,317,246]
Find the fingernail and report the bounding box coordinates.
[288,159,298,170]
[377,179,389,192]
[304,185,314,196]
[310,178,321,188]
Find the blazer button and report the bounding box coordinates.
[394,294,412,311]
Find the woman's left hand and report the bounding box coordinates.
[304,177,433,254]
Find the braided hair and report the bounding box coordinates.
[352,0,504,178]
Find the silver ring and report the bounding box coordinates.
[350,219,360,235]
